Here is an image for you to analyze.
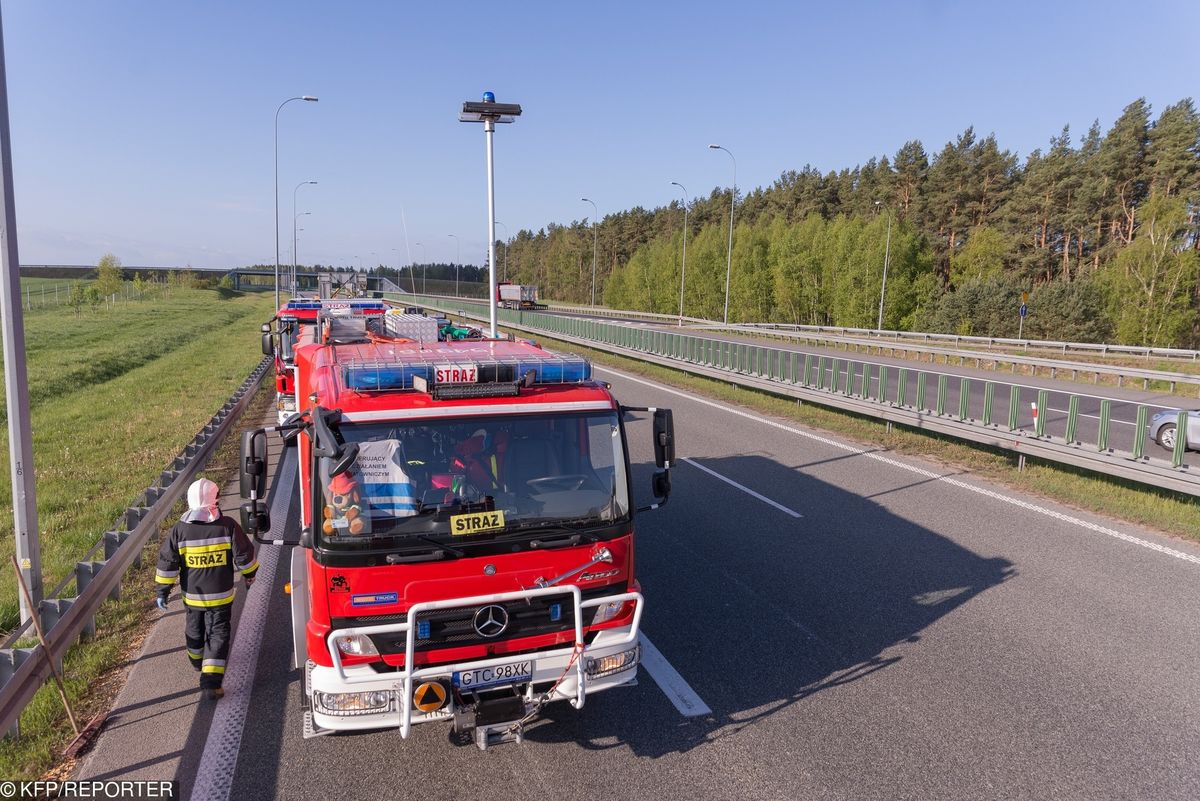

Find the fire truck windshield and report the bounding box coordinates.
[316,412,630,549]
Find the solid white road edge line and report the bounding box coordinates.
[597,365,1200,567]
[682,457,803,518]
[190,449,295,801]
[639,633,712,717]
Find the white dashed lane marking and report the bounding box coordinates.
[639,634,712,717]
[682,457,803,518]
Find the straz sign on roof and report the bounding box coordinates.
[435,364,478,384]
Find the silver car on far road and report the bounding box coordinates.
[1148,409,1200,451]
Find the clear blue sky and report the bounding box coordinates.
[4,0,1197,270]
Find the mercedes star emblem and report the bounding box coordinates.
[473,605,509,638]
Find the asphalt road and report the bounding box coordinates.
[545,312,1198,469]
[186,367,1200,800]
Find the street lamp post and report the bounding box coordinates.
[415,242,427,294]
[274,95,318,308]
[709,144,736,325]
[293,211,309,295]
[581,198,598,306]
[459,92,522,337]
[874,200,892,330]
[392,248,409,294]
[0,7,43,621]
[671,181,689,326]
[447,234,460,297]
[293,228,304,281]
[292,179,316,295]
[494,221,509,282]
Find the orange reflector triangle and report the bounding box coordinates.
[414,681,447,712]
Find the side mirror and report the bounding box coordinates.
[240,429,269,499]
[261,332,274,356]
[280,412,305,446]
[652,469,671,500]
[329,442,360,477]
[311,407,342,457]
[240,499,271,538]
[652,409,675,468]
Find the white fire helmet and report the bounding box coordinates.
[183,478,221,523]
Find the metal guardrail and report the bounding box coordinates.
[0,357,272,738]
[393,294,1197,498]
[531,299,1200,362]
[703,325,1200,396]
[728,322,1200,362]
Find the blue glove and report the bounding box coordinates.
[155,595,169,611]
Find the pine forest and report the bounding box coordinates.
[489,98,1200,348]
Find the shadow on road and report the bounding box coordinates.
[521,453,1014,758]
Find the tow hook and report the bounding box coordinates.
[452,691,530,750]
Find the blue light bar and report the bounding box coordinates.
[344,365,434,391]
[516,357,590,383]
[342,354,591,393]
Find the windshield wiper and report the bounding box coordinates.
[407,533,465,557]
[530,534,582,550]
[385,548,446,564]
[378,533,465,562]
[499,517,614,546]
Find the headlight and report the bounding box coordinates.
[586,645,640,678]
[334,634,379,656]
[314,690,392,715]
[591,601,626,626]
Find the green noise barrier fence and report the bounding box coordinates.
[395,295,1198,497]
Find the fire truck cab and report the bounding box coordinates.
[242,308,673,749]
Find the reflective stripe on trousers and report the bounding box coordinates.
[185,606,232,688]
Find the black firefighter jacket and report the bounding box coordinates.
[156,517,259,607]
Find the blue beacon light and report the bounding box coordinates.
[482,91,495,103]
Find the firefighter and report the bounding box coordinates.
[155,478,258,700]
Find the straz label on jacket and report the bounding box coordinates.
[184,551,228,568]
[449,510,506,536]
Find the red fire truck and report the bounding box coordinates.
[243,308,673,749]
[262,299,389,425]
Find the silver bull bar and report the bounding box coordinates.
[326,584,644,738]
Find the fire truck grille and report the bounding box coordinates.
[332,585,623,656]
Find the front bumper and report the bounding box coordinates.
[309,585,643,737]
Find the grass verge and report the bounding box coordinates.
[0,288,277,632]
[0,381,276,780]
[517,328,1200,543]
